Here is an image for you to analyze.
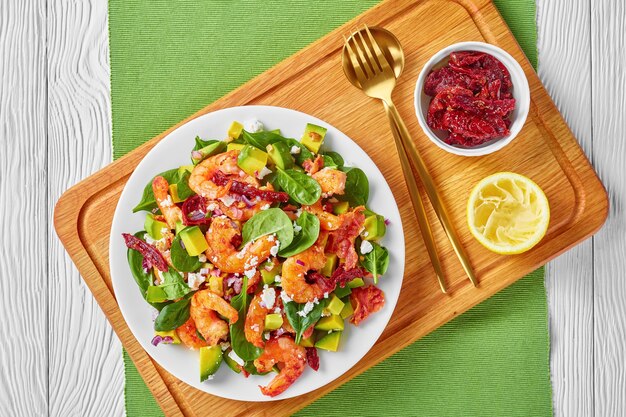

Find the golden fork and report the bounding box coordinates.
[343,25,478,290]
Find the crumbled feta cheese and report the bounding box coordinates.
[297,301,315,317]
[274,306,282,314]
[257,166,273,180]
[154,270,165,285]
[244,118,264,133]
[290,145,301,155]
[261,203,270,210]
[323,292,329,299]
[219,341,231,351]
[160,227,169,236]
[360,240,374,255]
[264,332,270,340]
[161,196,173,207]
[274,275,282,283]
[269,241,280,257]
[228,350,245,366]
[144,234,156,245]
[280,291,293,304]
[267,234,276,242]
[198,253,207,262]
[219,195,236,207]
[187,272,205,290]
[363,231,369,237]
[260,286,276,309]
[295,208,302,218]
[293,223,302,234]
[200,268,210,275]
[244,268,256,279]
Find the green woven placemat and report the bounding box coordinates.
[110,1,551,416]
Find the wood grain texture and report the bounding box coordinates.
[536,0,594,416]
[53,0,609,415]
[46,1,124,416]
[591,0,626,415]
[0,1,47,416]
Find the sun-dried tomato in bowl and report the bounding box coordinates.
[424,51,516,147]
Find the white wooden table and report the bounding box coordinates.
[1,1,624,416]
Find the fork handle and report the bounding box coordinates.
[384,100,478,287]
[382,102,447,293]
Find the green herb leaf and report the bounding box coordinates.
[132,169,195,213]
[229,277,263,361]
[154,293,193,331]
[126,231,168,310]
[241,208,294,249]
[283,299,329,344]
[339,167,369,206]
[275,167,322,205]
[170,231,202,272]
[242,130,284,150]
[158,267,191,300]
[278,211,320,257]
[360,242,389,284]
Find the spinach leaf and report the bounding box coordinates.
[322,155,339,169]
[241,208,294,249]
[360,242,389,284]
[193,136,219,152]
[323,151,344,167]
[229,277,262,361]
[158,267,191,300]
[154,293,193,331]
[283,299,329,344]
[242,130,284,150]
[132,168,195,213]
[339,167,369,206]
[126,231,168,310]
[278,211,320,257]
[275,167,321,205]
[170,231,202,272]
[284,139,314,166]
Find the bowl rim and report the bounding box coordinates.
[414,41,530,157]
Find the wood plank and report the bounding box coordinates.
[46,1,124,416]
[591,0,626,415]
[54,0,608,415]
[535,0,594,416]
[0,1,48,416]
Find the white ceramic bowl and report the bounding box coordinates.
[414,41,530,157]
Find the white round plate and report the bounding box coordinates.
[109,105,405,401]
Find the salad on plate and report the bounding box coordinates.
[122,119,391,397]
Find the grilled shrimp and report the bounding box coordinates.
[304,200,342,231]
[190,289,238,345]
[244,289,276,347]
[312,167,346,196]
[188,150,259,200]
[176,317,208,350]
[152,176,183,229]
[281,234,329,303]
[205,216,276,274]
[254,336,307,397]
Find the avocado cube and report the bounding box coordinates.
[315,315,344,331]
[320,253,338,277]
[175,221,185,234]
[333,285,351,299]
[199,345,223,381]
[227,142,245,152]
[223,349,242,373]
[237,145,268,176]
[301,123,327,154]
[146,286,167,303]
[264,313,283,331]
[178,165,194,176]
[154,330,181,344]
[168,184,184,203]
[260,260,281,285]
[192,141,226,165]
[333,201,350,215]
[144,214,168,240]
[324,295,345,316]
[227,121,244,139]
[208,275,223,296]
[362,214,386,241]
[340,300,354,319]
[299,336,315,348]
[179,226,209,257]
[347,278,365,288]
[315,331,342,352]
[266,141,294,170]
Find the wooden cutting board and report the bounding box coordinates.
[54,0,608,415]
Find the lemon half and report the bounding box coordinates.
[467,172,550,255]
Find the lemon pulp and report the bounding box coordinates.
[467,172,550,255]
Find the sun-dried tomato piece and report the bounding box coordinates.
[306,347,320,371]
[212,171,288,203]
[447,94,515,117]
[442,110,509,145]
[181,194,211,226]
[122,233,168,272]
[350,286,385,326]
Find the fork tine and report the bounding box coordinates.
[364,25,393,74]
[343,35,368,85]
[350,31,375,79]
[355,29,380,74]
